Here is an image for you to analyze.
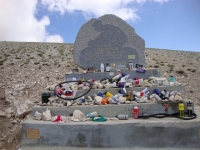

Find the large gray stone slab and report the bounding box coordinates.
[66,69,160,81]
[74,14,145,69]
[21,116,200,148]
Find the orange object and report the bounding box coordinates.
[101,97,109,105]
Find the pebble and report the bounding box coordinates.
[12,120,18,124]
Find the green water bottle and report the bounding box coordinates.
[179,101,184,117]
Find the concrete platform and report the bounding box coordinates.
[21,115,200,148]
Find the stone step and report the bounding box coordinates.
[21,115,200,148]
[65,69,160,81]
[44,86,186,99]
[32,101,193,118]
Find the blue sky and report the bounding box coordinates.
[0,0,199,52]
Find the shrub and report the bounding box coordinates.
[192,70,196,72]
[154,65,159,68]
[176,70,184,74]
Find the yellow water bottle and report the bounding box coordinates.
[179,101,184,117]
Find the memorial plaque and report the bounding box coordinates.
[74,14,145,70]
[26,129,40,139]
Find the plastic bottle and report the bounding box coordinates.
[112,73,122,81]
[134,106,139,119]
[86,112,97,118]
[100,63,104,72]
[117,114,128,120]
[187,101,193,116]
[179,101,184,117]
[106,63,110,72]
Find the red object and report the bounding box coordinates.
[53,115,61,122]
[134,80,139,85]
[56,89,63,95]
[64,91,73,96]
[140,92,145,96]
[134,106,139,119]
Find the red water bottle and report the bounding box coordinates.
[134,106,139,119]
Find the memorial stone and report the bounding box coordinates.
[74,14,145,70]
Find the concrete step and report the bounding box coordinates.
[65,69,161,81]
[43,85,186,103]
[32,101,193,118]
[21,116,200,148]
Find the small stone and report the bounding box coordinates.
[119,96,126,103]
[5,100,12,105]
[95,96,103,103]
[0,110,6,117]
[125,101,131,104]
[42,108,51,121]
[34,111,42,120]
[169,95,174,100]
[58,103,64,107]
[71,110,86,122]
[6,114,12,119]
[48,96,59,102]
[52,103,58,106]
[12,120,18,124]
[93,81,103,88]
[67,101,72,106]
[174,95,182,101]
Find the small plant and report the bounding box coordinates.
[192,69,196,72]
[37,53,43,57]
[168,64,174,72]
[182,65,186,67]
[10,63,14,66]
[154,65,159,68]
[34,62,40,65]
[189,91,194,93]
[176,70,184,74]
[187,68,191,71]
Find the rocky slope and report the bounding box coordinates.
[0,41,200,149]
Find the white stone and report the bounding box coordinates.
[174,95,182,101]
[71,110,86,122]
[42,108,51,121]
[125,101,131,104]
[169,95,174,100]
[119,96,126,103]
[48,96,59,102]
[34,111,42,120]
[0,110,6,117]
[67,101,72,106]
[93,81,103,88]
[6,114,12,119]
[95,96,103,103]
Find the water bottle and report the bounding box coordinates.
[117,114,128,120]
[100,63,104,72]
